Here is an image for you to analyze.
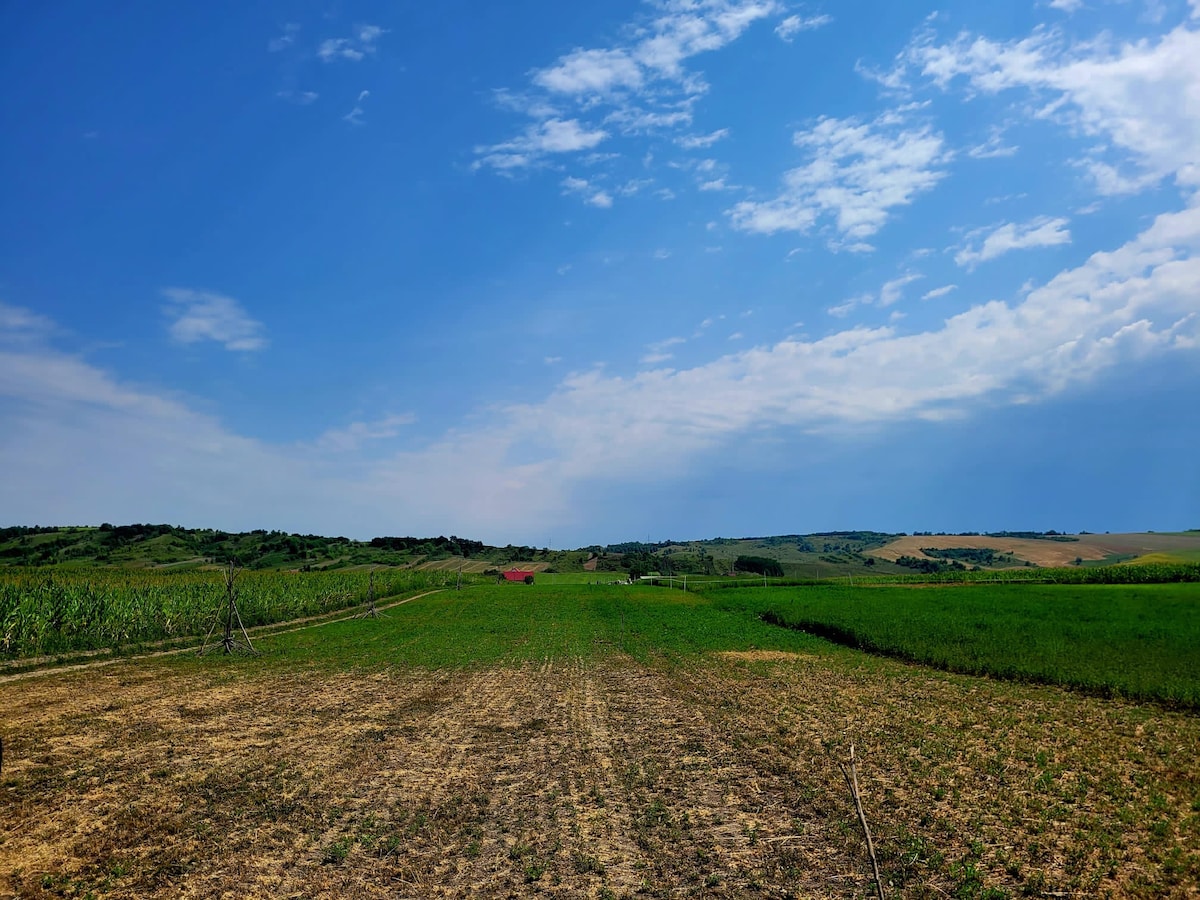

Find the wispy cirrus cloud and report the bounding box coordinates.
[315,413,416,453]
[903,13,1200,194]
[968,126,1019,159]
[641,335,687,365]
[677,128,730,149]
[343,90,370,125]
[276,90,319,105]
[0,302,55,344]
[268,23,301,53]
[474,1,784,173]
[561,176,614,208]
[317,24,385,63]
[955,216,1072,268]
[774,13,832,42]
[4,199,1200,540]
[162,289,267,352]
[728,110,951,247]
[474,119,610,171]
[826,272,923,317]
[879,272,924,306]
[922,284,958,300]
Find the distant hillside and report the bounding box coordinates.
[872,532,1200,569]
[0,525,550,572]
[3,524,1196,577]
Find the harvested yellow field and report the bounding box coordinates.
[872,532,1200,567]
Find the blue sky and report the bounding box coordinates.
[2,0,1198,545]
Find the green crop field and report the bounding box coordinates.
[0,567,469,659]
[705,582,1200,707]
[3,575,1199,898]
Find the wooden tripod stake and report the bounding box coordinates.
[198,562,258,655]
[356,569,385,618]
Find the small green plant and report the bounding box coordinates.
[572,852,606,875]
[322,838,351,865]
[523,859,546,882]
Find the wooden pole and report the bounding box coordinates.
[198,561,258,655]
[839,744,885,900]
[356,568,385,618]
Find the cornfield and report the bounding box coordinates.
[0,567,464,659]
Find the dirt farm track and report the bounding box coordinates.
[2,642,1197,898]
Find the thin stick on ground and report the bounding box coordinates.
[839,743,885,900]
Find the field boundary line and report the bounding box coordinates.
[0,589,444,684]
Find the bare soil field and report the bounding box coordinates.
[2,649,1197,898]
[872,532,1200,567]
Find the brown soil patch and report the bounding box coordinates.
[2,653,1197,898]
[717,650,804,662]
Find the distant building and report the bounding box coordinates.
[502,569,534,583]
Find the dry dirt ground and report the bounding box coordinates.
[2,652,1197,899]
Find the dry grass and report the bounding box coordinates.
[2,650,1197,898]
[871,536,1103,567]
[872,533,1200,568]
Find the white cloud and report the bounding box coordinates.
[678,128,730,148]
[5,200,1200,539]
[268,23,301,53]
[163,289,267,352]
[316,414,416,453]
[829,275,921,314]
[343,90,369,125]
[485,198,1200,488]
[641,335,687,366]
[317,24,386,62]
[1049,0,1084,12]
[879,273,923,307]
[617,178,654,196]
[277,90,319,105]
[968,128,1019,158]
[534,48,644,95]
[630,0,782,77]
[775,14,832,42]
[922,284,958,300]
[728,111,950,241]
[475,119,610,171]
[478,1,783,170]
[909,17,1200,193]
[0,302,54,343]
[561,176,615,208]
[955,217,1072,268]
